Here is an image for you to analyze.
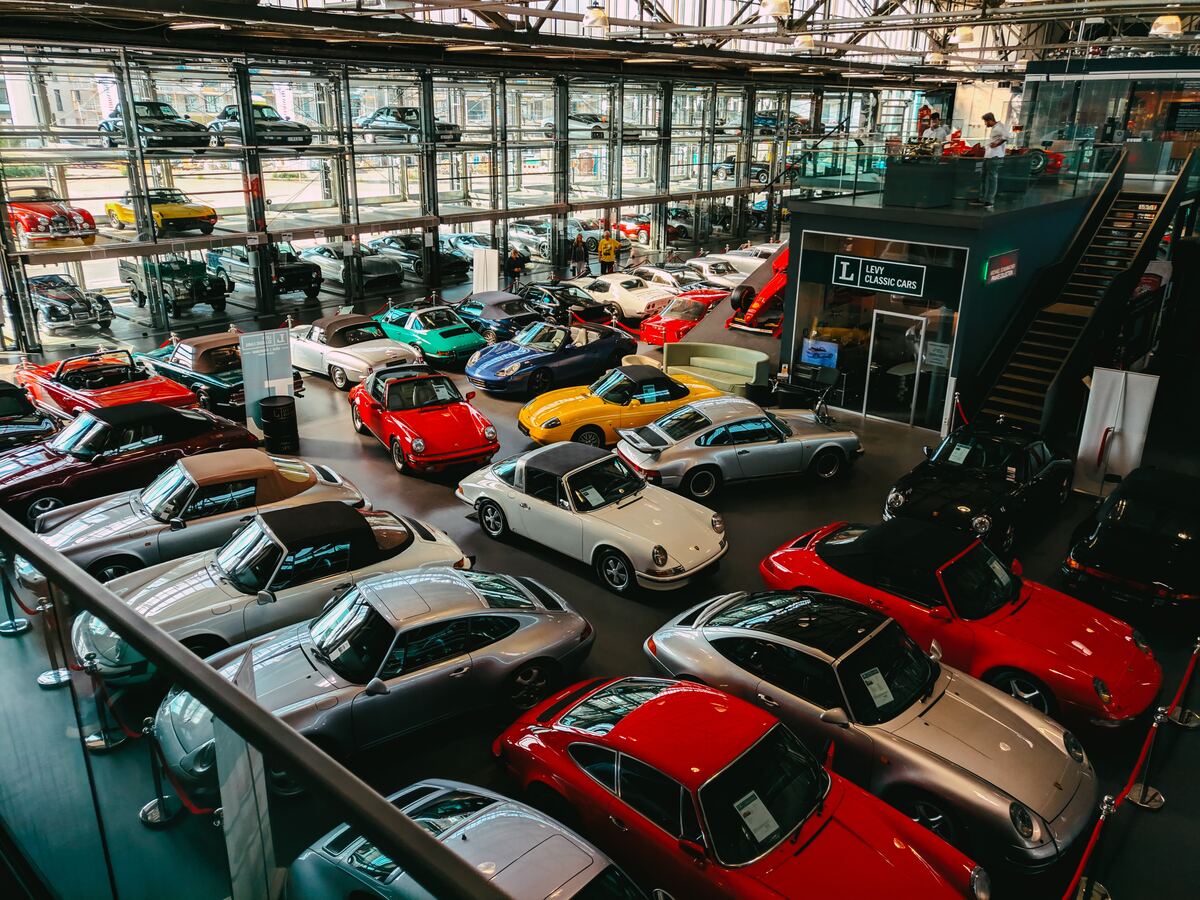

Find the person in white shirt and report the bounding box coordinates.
[974,112,1011,209]
[924,113,952,146]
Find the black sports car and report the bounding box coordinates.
[367,234,470,280]
[513,282,611,325]
[207,104,312,147]
[97,101,209,150]
[453,291,541,344]
[26,274,114,332]
[0,380,57,452]
[884,421,1073,553]
[1064,467,1199,607]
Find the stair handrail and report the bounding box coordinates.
[1041,148,1198,442]
[961,149,1128,416]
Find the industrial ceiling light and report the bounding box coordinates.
[761,0,791,17]
[1150,14,1183,37]
[169,21,230,31]
[950,25,976,45]
[1083,16,1106,26]
[792,32,814,51]
[582,1,609,30]
[928,50,946,65]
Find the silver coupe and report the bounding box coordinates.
[615,396,863,501]
[16,448,365,592]
[154,567,594,798]
[290,313,423,390]
[645,589,1097,870]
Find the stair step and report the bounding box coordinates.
[1041,303,1092,318]
[994,385,1047,402]
[981,408,1042,426]
[986,394,1043,412]
[1027,330,1076,344]
[1001,370,1056,386]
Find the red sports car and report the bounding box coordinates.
[940,135,1067,176]
[6,186,98,247]
[638,295,710,345]
[0,401,258,527]
[614,214,683,245]
[494,677,988,900]
[348,364,499,475]
[760,519,1161,726]
[16,350,197,418]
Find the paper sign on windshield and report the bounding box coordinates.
[734,790,780,843]
[947,444,971,465]
[860,666,895,708]
[580,486,605,506]
[988,557,1010,581]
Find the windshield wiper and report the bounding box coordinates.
[919,662,941,703]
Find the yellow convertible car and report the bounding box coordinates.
[105,187,218,234]
[518,363,723,447]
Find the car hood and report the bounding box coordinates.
[359,257,404,276]
[109,551,241,624]
[41,493,154,552]
[396,403,490,454]
[141,116,205,130]
[254,121,309,133]
[522,386,602,426]
[893,465,1009,525]
[150,202,213,217]
[469,341,544,375]
[78,378,194,406]
[0,415,56,451]
[0,441,76,491]
[587,487,721,568]
[14,201,85,219]
[334,339,420,367]
[1076,528,1200,594]
[886,668,1080,819]
[32,286,90,306]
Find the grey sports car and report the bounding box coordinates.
[615,396,863,501]
[15,449,365,594]
[288,779,648,899]
[154,567,594,798]
[645,590,1097,870]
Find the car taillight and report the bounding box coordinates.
[580,622,593,643]
[646,636,657,656]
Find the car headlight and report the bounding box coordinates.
[1064,732,1086,764]
[411,438,426,454]
[1093,677,1113,705]
[970,866,991,900]
[497,363,521,377]
[180,739,216,776]
[482,425,497,441]
[1009,802,1043,842]
[1130,630,1152,655]
[542,417,561,430]
[971,514,992,535]
[80,614,127,664]
[711,513,725,534]
[886,488,905,510]
[468,351,481,367]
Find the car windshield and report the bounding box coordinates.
[662,298,706,321]
[133,102,178,118]
[837,621,936,726]
[214,520,283,595]
[566,456,643,512]
[698,725,826,867]
[252,106,283,121]
[931,432,1021,474]
[416,308,461,329]
[49,414,109,459]
[199,346,241,374]
[455,234,489,248]
[386,375,461,411]
[139,465,193,521]
[766,411,793,436]
[328,322,387,347]
[556,285,597,305]
[147,189,188,205]
[12,187,60,201]
[308,587,395,683]
[707,261,735,274]
[515,322,568,351]
[940,542,1020,619]
[32,274,74,288]
[589,370,636,404]
[653,405,711,440]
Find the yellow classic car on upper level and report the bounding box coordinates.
[104,187,218,234]
[518,363,724,447]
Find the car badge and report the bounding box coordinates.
[691,545,700,552]
[1054,781,1064,791]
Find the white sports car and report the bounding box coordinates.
[70,500,468,683]
[456,443,727,595]
[290,313,423,389]
[684,257,747,288]
[565,273,673,320]
[705,243,784,276]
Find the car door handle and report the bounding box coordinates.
[608,816,628,832]
[737,449,751,455]
[448,666,470,678]
[757,693,780,708]
[331,583,352,592]
[519,502,530,509]
[239,515,254,522]
[866,597,884,608]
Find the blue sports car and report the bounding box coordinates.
[453,290,542,344]
[465,320,635,396]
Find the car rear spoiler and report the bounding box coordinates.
[616,427,662,456]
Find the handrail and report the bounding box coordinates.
[961,149,1128,416]
[0,509,505,900]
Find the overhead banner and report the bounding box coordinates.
[831,254,926,297]
[240,328,294,428]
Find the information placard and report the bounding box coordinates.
[831,254,926,297]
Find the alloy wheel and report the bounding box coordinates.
[351,405,368,435]
[330,366,349,390]
[479,501,506,538]
[599,552,632,592]
[909,797,957,844]
[391,441,407,473]
[93,562,134,582]
[686,469,718,499]
[26,496,61,525]
[483,330,498,344]
[1002,675,1050,713]
[812,449,842,479]
[573,427,603,447]
[509,664,550,709]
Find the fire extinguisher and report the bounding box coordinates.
[917,104,932,137]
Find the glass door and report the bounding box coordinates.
[863,310,926,425]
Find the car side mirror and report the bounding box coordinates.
[677,839,707,865]
[929,605,952,622]
[364,677,389,697]
[929,639,943,662]
[558,498,571,511]
[1010,559,1023,577]
[465,391,476,401]
[819,707,850,728]
[922,445,932,458]
[629,398,641,407]
[169,517,185,532]
[256,589,276,606]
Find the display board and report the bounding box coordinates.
[240,328,294,427]
[1074,367,1160,496]
[473,247,501,293]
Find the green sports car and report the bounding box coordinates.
[373,304,487,365]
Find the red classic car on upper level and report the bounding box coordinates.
[349,364,499,475]
[613,214,683,245]
[0,401,258,527]
[16,350,197,418]
[494,676,988,900]
[6,186,98,247]
[638,295,712,346]
[760,519,1161,727]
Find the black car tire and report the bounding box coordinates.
[478,499,508,539]
[166,300,179,317]
[329,366,350,391]
[893,790,965,851]
[986,668,1057,717]
[572,426,605,447]
[682,466,722,501]
[810,448,845,480]
[755,170,770,184]
[714,168,729,181]
[637,231,649,245]
[1057,474,1072,505]
[131,288,147,308]
[305,288,321,301]
[88,557,142,583]
[585,237,598,251]
[596,547,636,595]
[604,303,623,324]
[213,269,234,293]
[209,133,223,148]
[390,439,408,474]
[199,225,214,235]
[506,659,558,711]
[109,211,124,230]
[101,132,117,149]
[1027,149,1048,176]
[350,404,370,435]
[25,495,62,527]
[527,369,552,397]
[98,319,113,330]
[675,226,689,239]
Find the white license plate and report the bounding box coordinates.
[72,312,90,320]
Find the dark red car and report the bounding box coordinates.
[0,402,258,527]
[614,214,683,245]
[348,364,499,475]
[16,350,197,418]
[494,677,987,900]
[5,185,98,247]
[0,380,57,452]
[638,295,711,346]
[760,519,1161,726]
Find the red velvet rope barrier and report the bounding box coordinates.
[148,734,215,816]
[954,394,970,426]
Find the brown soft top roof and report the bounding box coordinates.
[179,448,316,503]
[314,313,374,333]
[179,332,240,352]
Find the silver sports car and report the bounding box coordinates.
[154,567,594,798]
[288,779,647,899]
[615,396,863,501]
[645,590,1098,870]
[16,449,365,594]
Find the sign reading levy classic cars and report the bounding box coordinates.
[831,254,926,297]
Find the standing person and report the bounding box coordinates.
[597,230,618,275]
[569,233,590,278]
[973,112,1010,210]
[504,247,525,291]
[924,112,952,148]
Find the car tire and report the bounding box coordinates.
[98,319,113,330]
[714,168,728,181]
[604,303,623,324]
[595,547,636,595]
[986,668,1057,717]
[214,269,234,293]
[482,329,499,345]
[211,302,226,313]
[208,133,223,148]
[199,225,214,235]
[682,466,722,501]
[527,369,552,397]
[181,635,228,660]
[585,237,598,251]
[525,783,576,829]
[101,132,117,149]
[109,211,124,230]
[506,659,558,710]
[88,557,142,583]
[894,790,965,851]
[329,366,350,391]
[756,170,770,184]
[390,439,408,474]
[572,425,605,447]
[305,289,321,302]
[1027,149,1048,176]
[809,447,845,480]
[14,222,30,248]
[637,231,649,245]
[477,499,508,539]
[1057,474,1072,505]
[25,495,62,527]
[350,403,370,435]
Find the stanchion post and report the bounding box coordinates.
[1129,707,1168,810]
[139,717,182,829]
[81,653,127,753]
[1168,636,1200,729]
[1074,795,1115,900]
[0,561,29,636]
[35,596,69,689]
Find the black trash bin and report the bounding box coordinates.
[258,395,299,454]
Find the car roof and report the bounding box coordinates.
[816,519,973,579]
[703,591,885,662]
[467,290,525,306]
[525,443,611,477]
[178,332,239,352]
[87,401,182,427]
[358,568,499,626]
[179,448,277,484]
[1113,467,1200,504]
[259,501,371,553]
[683,395,763,425]
[613,364,666,385]
[312,313,375,332]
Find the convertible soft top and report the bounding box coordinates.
[313,313,374,334]
[615,364,667,386]
[816,519,973,594]
[526,443,610,478]
[88,402,183,427]
[180,449,316,501]
[260,501,374,556]
[468,290,525,307]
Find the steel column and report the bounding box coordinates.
[419,70,442,288]
[552,75,570,274]
[654,80,673,257]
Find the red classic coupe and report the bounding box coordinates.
[0,401,258,527]
[6,186,98,247]
[494,677,988,900]
[349,364,499,475]
[16,350,197,418]
[614,214,684,245]
[760,519,1161,727]
[638,295,711,345]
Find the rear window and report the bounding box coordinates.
[459,570,534,608]
[559,678,673,735]
[654,405,711,440]
[270,456,313,482]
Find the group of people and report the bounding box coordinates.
[505,229,623,289]
[921,110,1012,211]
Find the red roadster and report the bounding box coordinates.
[6,186,98,246]
[17,351,197,418]
[638,295,711,346]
